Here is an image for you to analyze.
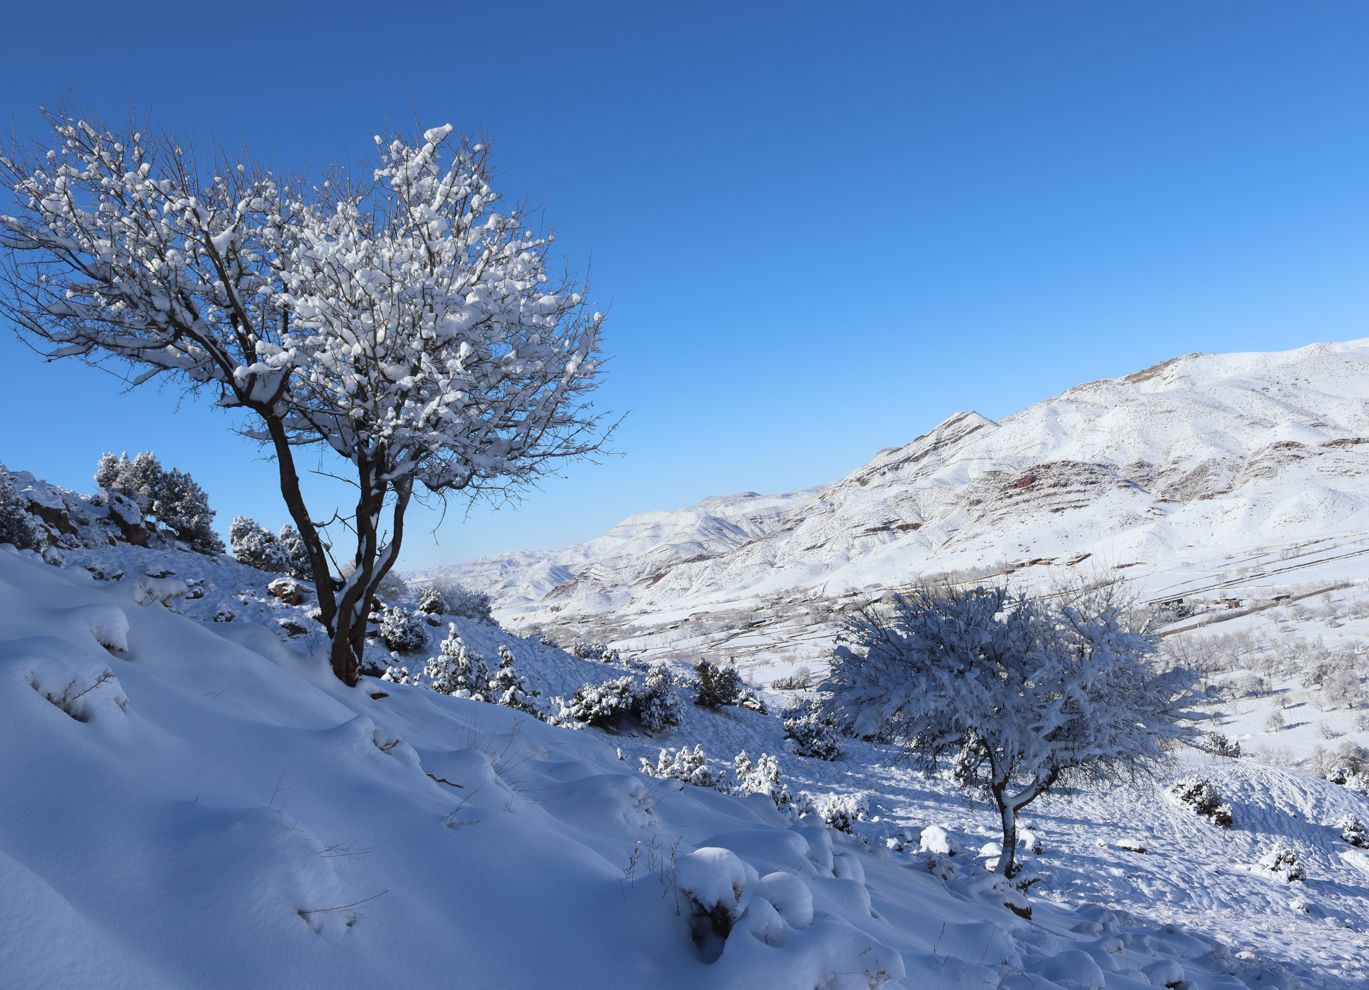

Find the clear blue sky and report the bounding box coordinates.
[2,2,1368,568]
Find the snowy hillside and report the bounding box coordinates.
[421,339,1369,677]
[4,531,1369,987]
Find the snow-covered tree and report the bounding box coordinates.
[640,745,722,790]
[0,112,606,684]
[694,659,743,709]
[489,644,536,712]
[824,585,1200,878]
[95,452,222,553]
[423,624,488,698]
[0,465,39,550]
[378,605,428,654]
[416,586,448,615]
[783,700,842,760]
[276,525,312,580]
[229,516,288,573]
[732,751,791,809]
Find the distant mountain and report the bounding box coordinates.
[414,339,1369,671]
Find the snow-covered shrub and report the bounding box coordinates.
[276,526,312,580]
[1337,816,1367,848]
[422,578,494,622]
[694,660,743,709]
[571,640,619,663]
[1257,842,1305,881]
[378,606,429,654]
[676,846,757,954]
[0,466,39,550]
[422,625,489,698]
[732,751,791,808]
[638,663,684,734]
[489,645,537,712]
[563,676,640,729]
[1205,731,1242,759]
[1169,776,1233,828]
[446,586,491,621]
[381,663,419,686]
[813,792,868,834]
[1264,705,1286,732]
[825,584,1200,877]
[96,452,222,553]
[417,586,447,615]
[563,667,679,734]
[230,516,288,573]
[1325,742,1369,791]
[784,700,842,760]
[640,745,723,790]
[770,667,812,691]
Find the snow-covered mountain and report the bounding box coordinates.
[420,339,1369,671]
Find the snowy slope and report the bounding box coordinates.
[420,339,1369,674]
[4,541,1367,988]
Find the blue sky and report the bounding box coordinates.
[2,2,1368,567]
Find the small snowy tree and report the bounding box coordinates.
[276,526,312,580]
[95,451,222,553]
[824,585,1200,877]
[640,745,722,790]
[783,700,842,760]
[378,605,428,654]
[694,659,743,709]
[489,644,536,712]
[423,624,488,698]
[1,112,606,685]
[230,516,288,573]
[417,586,448,615]
[733,751,791,809]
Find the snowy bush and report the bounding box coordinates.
[422,625,489,699]
[571,640,619,663]
[693,660,743,709]
[825,584,1200,877]
[0,466,39,550]
[562,677,640,730]
[784,700,842,760]
[1337,816,1367,848]
[563,667,679,734]
[732,751,791,809]
[1257,842,1305,882]
[640,745,724,790]
[638,663,684,734]
[380,663,419,686]
[416,586,447,615]
[813,792,868,834]
[229,517,289,573]
[1324,742,1369,791]
[95,452,223,553]
[276,526,312,580]
[1168,776,1233,828]
[1205,731,1242,759]
[771,667,812,691]
[378,606,429,654]
[488,645,537,713]
[422,578,494,623]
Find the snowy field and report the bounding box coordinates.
[3,524,1368,988]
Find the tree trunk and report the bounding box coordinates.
[995,788,1018,878]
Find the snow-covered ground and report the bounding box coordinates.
[4,526,1368,987]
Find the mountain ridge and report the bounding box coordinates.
[413,338,1369,669]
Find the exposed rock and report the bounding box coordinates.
[267,578,308,606]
